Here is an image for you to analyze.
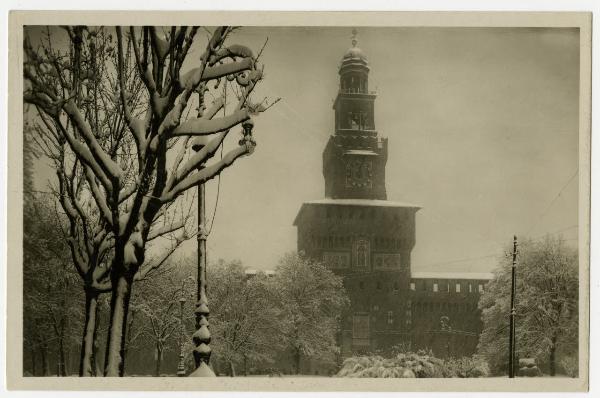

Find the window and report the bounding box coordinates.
[478,284,484,293]
[447,283,450,293]
[455,283,461,293]
[469,283,473,293]
[387,311,394,325]
[433,283,439,292]
[354,239,370,268]
[410,282,416,291]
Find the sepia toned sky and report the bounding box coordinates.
[32,27,580,273]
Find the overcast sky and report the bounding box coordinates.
[32,26,580,273]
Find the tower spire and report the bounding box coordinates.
[351,28,358,47]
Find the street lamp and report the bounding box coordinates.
[187,119,255,378]
[189,135,215,377]
[177,296,187,377]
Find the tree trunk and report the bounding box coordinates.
[58,335,67,376]
[549,334,557,376]
[29,346,37,376]
[79,288,100,376]
[294,349,301,375]
[229,360,236,377]
[243,354,248,376]
[65,346,71,376]
[104,274,133,376]
[154,345,163,377]
[92,311,101,376]
[122,308,138,368]
[93,341,100,377]
[39,339,49,376]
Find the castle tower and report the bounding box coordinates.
[294,30,421,359]
[324,29,387,200]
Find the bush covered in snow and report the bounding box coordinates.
[442,356,490,378]
[337,351,489,378]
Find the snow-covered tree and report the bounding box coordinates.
[24,27,196,376]
[24,25,272,376]
[23,186,83,376]
[477,237,578,376]
[272,252,349,374]
[133,266,195,376]
[208,260,281,376]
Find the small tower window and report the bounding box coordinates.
[455,283,461,293]
[433,283,439,293]
[410,282,416,291]
[478,284,484,293]
[469,283,473,293]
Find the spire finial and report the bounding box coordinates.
[351,28,358,47]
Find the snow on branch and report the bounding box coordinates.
[82,166,113,225]
[62,100,123,180]
[183,57,255,88]
[168,131,227,191]
[116,27,147,160]
[161,143,253,202]
[134,229,193,281]
[54,119,113,192]
[171,109,249,137]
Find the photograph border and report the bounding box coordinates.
[6,10,591,392]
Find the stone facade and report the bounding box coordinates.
[293,33,492,370]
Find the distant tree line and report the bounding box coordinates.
[208,253,349,376]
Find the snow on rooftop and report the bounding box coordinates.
[304,198,421,209]
[343,149,378,156]
[244,269,275,276]
[411,271,494,280]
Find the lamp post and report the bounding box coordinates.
[508,235,518,378]
[187,119,255,378]
[176,296,187,377]
[189,136,215,377]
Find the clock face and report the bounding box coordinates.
[345,158,373,188]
